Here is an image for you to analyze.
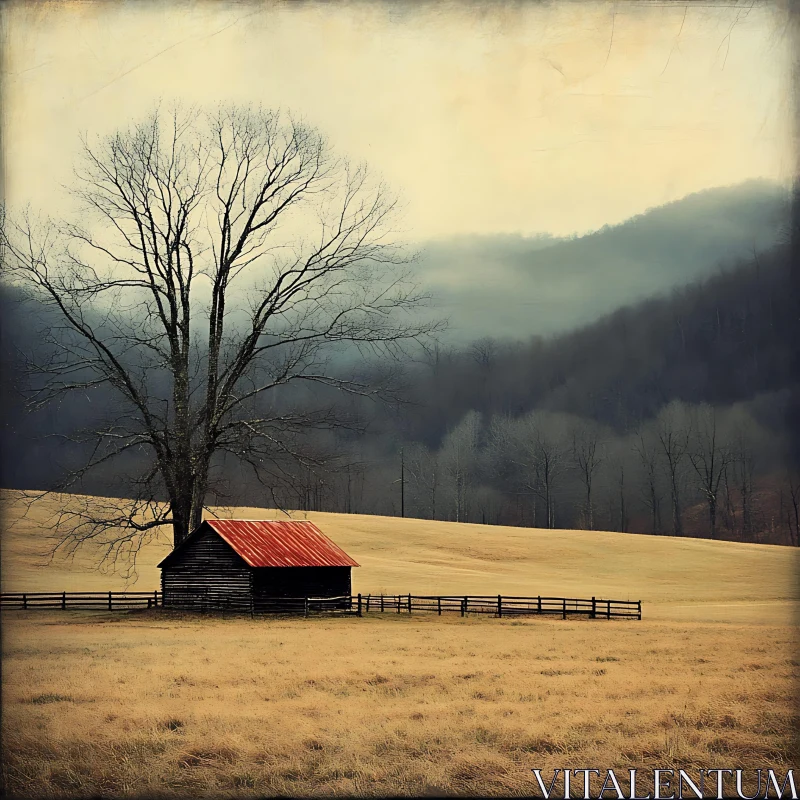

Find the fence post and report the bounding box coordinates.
[463,596,468,617]
[357,593,362,617]
[408,593,412,614]
[381,594,384,612]
[537,595,541,614]
[637,600,641,621]
[23,593,27,610]
[154,590,158,608]
[607,600,611,620]
[397,595,400,614]
[562,598,566,620]
[62,591,66,610]
[366,595,371,613]
[437,597,442,616]
[497,595,502,618]
[108,591,112,611]
[591,596,596,619]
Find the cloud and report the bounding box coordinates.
[2,1,792,241]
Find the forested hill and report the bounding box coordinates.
[1,189,798,545]
[399,240,795,446]
[344,240,798,545]
[419,179,790,341]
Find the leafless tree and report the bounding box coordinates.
[601,459,628,534]
[533,422,568,530]
[340,460,368,515]
[687,404,733,540]
[783,470,800,547]
[405,441,440,520]
[616,462,628,533]
[2,105,441,571]
[492,411,567,529]
[655,400,691,537]
[730,426,757,539]
[570,420,604,530]
[440,410,482,523]
[632,425,663,534]
[468,337,498,414]
[469,337,497,372]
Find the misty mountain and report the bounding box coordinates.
[2,181,796,540]
[417,179,790,341]
[396,239,795,448]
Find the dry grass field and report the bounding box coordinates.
[1,489,799,797]
[3,490,798,625]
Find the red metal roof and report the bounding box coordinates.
[203,519,360,568]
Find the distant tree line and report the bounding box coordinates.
[260,398,797,546]
[2,235,798,547]
[251,241,799,546]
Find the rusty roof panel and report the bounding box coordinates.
[205,519,360,568]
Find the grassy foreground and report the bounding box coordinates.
[2,610,798,798]
[1,490,799,797]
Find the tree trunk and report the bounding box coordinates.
[171,494,193,549]
[709,495,717,540]
[670,473,683,537]
[650,484,660,535]
[586,484,593,531]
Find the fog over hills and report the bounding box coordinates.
[2,178,797,545]
[417,179,790,341]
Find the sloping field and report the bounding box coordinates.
[2,489,799,797]
[2,489,798,624]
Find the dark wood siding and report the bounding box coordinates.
[252,566,351,599]
[161,526,252,608]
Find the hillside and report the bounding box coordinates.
[402,240,796,440]
[419,180,789,340]
[2,183,796,542]
[2,490,797,625]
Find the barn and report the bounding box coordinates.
[157,519,359,611]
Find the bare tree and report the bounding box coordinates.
[687,404,733,540]
[340,460,367,515]
[570,420,604,530]
[655,401,691,537]
[440,410,482,523]
[487,415,532,523]
[534,423,568,529]
[405,441,440,520]
[783,470,800,547]
[729,426,757,539]
[617,462,628,533]
[469,337,497,372]
[493,411,567,529]
[468,336,497,413]
[632,425,663,534]
[2,105,440,570]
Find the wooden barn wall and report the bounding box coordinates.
[252,566,351,598]
[161,528,252,606]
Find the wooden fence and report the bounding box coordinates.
[0,591,160,610]
[356,594,641,620]
[0,591,641,620]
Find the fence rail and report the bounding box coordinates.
[356,594,640,619]
[0,591,160,610]
[0,591,641,619]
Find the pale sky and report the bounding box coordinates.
[1,0,794,240]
